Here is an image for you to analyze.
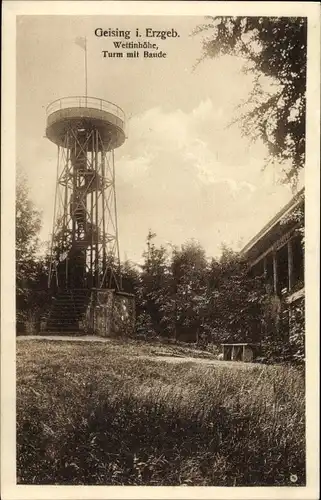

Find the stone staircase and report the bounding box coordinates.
[44,289,91,334]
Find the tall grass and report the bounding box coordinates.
[17,340,305,486]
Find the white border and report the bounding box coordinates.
[1,2,320,500]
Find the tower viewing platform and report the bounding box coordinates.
[46,96,126,150]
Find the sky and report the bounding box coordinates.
[16,15,300,264]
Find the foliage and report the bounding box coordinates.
[193,17,307,185]
[207,246,267,344]
[120,260,140,295]
[17,340,305,485]
[137,230,172,338]
[131,235,268,345]
[288,298,305,363]
[170,241,209,342]
[16,171,50,332]
[16,170,42,293]
[257,292,305,366]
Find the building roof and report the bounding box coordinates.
[240,187,304,261]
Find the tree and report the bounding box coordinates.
[207,245,267,344]
[171,240,209,342]
[137,230,171,338]
[16,170,48,332]
[120,259,141,295]
[16,171,42,290]
[193,17,307,185]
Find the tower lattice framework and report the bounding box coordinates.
[46,96,125,291]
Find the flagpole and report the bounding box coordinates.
[85,37,88,106]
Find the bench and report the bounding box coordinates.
[220,343,257,362]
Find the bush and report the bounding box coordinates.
[260,297,305,366]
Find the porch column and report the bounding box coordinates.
[273,251,278,295]
[287,239,294,292]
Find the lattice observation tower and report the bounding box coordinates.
[47,96,125,291]
[43,96,135,336]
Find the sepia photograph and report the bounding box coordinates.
[1,2,320,499]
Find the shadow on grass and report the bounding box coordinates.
[17,341,305,486]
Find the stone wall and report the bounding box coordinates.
[113,292,136,337]
[88,289,135,337]
[93,290,114,337]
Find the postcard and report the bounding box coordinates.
[1,2,320,499]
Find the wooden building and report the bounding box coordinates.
[240,188,304,340]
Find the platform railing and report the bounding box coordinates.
[46,96,125,123]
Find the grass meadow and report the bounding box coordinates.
[17,339,305,486]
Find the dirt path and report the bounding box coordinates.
[17,335,258,369]
[17,334,111,342]
[140,354,258,369]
